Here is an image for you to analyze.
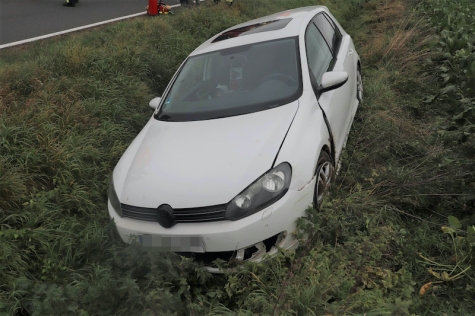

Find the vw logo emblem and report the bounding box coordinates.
[157,204,175,228]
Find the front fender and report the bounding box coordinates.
[274,91,331,191]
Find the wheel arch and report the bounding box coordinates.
[320,144,332,163]
[314,143,333,176]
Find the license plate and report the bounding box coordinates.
[137,235,205,253]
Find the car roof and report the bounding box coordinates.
[190,6,329,56]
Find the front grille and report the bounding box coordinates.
[121,203,227,223]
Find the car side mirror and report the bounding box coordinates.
[149,97,162,110]
[319,71,348,96]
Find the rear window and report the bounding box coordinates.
[156,37,302,122]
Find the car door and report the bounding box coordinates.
[305,13,356,162]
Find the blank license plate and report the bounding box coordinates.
[138,235,205,252]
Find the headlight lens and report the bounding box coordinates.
[262,171,286,192]
[225,163,291,220]
[108,174,122,217]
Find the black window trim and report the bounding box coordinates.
[321,12,342,55]
[312,12,342,61]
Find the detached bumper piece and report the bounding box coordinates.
[178,232,286,272]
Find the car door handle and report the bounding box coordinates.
[348,49,354,56]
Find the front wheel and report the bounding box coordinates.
[313,151,334,211]
[356,66,363,103]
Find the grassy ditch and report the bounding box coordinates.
[0,0,474,315]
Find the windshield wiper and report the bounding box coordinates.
[156,114,175,122]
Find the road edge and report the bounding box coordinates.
[0,3,182,50]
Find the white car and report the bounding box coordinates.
[108,6,362,271]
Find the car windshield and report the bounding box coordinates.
[156,37,302,122]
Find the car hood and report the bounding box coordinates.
[114,101,298,208]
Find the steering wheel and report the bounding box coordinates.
[257,73,297,87]
[195,88,209,100]
[192,80,216,101]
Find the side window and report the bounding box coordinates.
[313,13,342,55]
[305,22,333,86]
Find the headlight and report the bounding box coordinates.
[225,163,291,220]
[108,174,122,217]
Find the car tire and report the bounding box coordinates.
[357,66,363,103]
[313,151,334,211]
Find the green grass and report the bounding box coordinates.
[1,0,474,315]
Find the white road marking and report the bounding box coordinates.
[0,3,182,50]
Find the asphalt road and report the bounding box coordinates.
[0,0,183,45]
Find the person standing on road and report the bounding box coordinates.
[63,0,78,7]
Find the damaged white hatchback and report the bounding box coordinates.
[108,6,362,272]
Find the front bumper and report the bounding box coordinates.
[108,176,315,263]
